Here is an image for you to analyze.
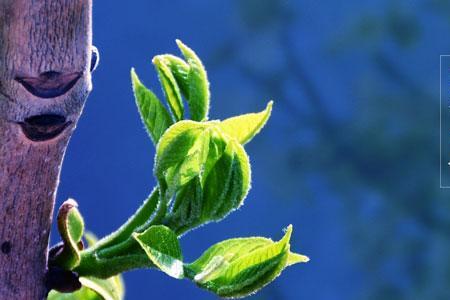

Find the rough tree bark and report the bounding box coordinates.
[0,1,93,298]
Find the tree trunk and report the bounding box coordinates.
[0,1,92,298]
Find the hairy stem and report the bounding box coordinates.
[75,250,154,279]
[72,188,166,278]
[89,188,160,252]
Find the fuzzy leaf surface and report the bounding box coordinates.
[159,54,190,98]
[133,225,184,279]
[185,225,308,298]
[155,121,250,234]
[132,69,173,145]
[219,101,273,145]
[153,56,184,121]
[176,40,210,121]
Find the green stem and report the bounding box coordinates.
[95,199,170,259]
[96,237,137,259]
[74,248,154,278]
[73,187,171,277]
[91,188,160,252]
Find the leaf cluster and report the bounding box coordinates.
[49,40,307,299]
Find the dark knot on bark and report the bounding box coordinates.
[17,114,71,142]
[15,71,82,99]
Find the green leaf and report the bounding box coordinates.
[52,199,85,270]
[287,252,310,267]
[84,232,99,248]
[131,69,174,145]
[47,276,124,300]
[48,286,101,300]
[216,139,251,218]
[200,139,250,222]
[79,277,124,300]
[164,177,204,234]
[176,39,210,121]
[133,225,184,279]
[153,56,184,121]
[158,54,190,98]
[155,121,251,235]
[155,121,210,197]
[67,208,84,244]
[219,101,273,145]
[185,225,308,298]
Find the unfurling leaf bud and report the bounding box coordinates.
[154,121,250,235]
[50,199,85,270]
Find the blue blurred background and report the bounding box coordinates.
[53,0,449,299]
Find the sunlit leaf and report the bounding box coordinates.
[185,225,308,298]
[48,286,101,300]
[286,252,310,267]
[153,56,184,121]
[159,54,190,98]
[155,121,211,197]
[79,277,124,300]
[176,39,210,121]
[155,121,251,234]
[131,69,174,145]
[200,139,250,222]
[133,225,184,279]
[219,101,273,145]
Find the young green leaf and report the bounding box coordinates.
[155,121,251,234]
[159,54,190,98]
[219,101,273,145]
[164,177,204,234]
[185,225,308,298]
[200,139,250,222]
[133,225,184,279]
[153,56,184,121]
[78,277,124,300]
[216,139,250,218]
[47,285,101,300]
[51,199,85,270]
[155,121,211,197]
[287,252,310,267]
[131,69,174,145]
[47,276,124,300]
[176,39,210,121]
[67,206,84,244]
